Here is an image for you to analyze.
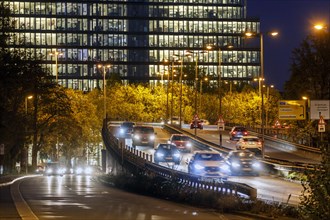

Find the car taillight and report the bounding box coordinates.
[257,141,262,145]
[232,131,237,135]
[243,132,248,135]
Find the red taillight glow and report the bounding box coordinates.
[243,132,248,135]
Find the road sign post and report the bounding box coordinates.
[217,115,225,147]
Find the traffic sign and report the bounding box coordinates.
[217,115,225,131]
[278,100,306,120]
[318,115,326,125]
[310,100,330,120]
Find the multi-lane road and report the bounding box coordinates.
[113,124,310,206]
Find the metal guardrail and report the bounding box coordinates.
[102,120,257,200]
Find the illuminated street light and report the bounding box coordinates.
[98,64,111,119]
[314,23,328,31]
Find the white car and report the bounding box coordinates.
[236,136,262,156]
[187,151,230,181]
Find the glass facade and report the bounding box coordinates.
[6,0,260,91]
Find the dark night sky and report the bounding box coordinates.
[247,0,330,91]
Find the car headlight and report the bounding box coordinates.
[76,167,83,174]
[119,128,124,134]
[133,134,140,140]
[149,135,155,140]
[194,164,204,170]
[186,142,192,147]
[46,169,52,173]
[156,152,164,157]
[84,167,92,174]
[220,164,230,172]
[232,162,241,168]
[252,162,261,168]
[173,153,180,158]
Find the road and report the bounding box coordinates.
[116,125,304,206]
[0,175,257,220]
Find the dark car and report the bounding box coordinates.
[225,150,261,176]
[190,120,203,129]
[154,143,181,165]
[131,125,156,148]
[168,134,193,152]
[118,121,135,138]
[229,126,248,140]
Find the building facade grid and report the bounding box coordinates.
[6,0,260,91]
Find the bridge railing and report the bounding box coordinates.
[102,120,257,200]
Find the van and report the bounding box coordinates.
[131,126,156,148]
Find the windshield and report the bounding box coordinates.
[172,135,189,141]
[195,153,223,161]
[134,127,154,133]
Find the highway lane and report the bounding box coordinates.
[113,125,304,206]
[181,125,321,164]
[13,175,250,220]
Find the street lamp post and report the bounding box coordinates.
[49,51,63,160]
[245,31,278,159]
[170,60,175,125]
[264,84,274,128]
[25,95,33,174]
[179,58,183,128]
[98,64,111,119]
[199,77,208,113]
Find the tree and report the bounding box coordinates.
[284,31,330,100]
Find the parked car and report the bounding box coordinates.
[187,151,230,181]
[168,134,192,152]
[236,135,262,156]
[44,162,65,176]
[229,126,248,140]
[190,119,203,129]
[154,143,181,165]
[118,121,135,138]
[225,150,261,175]
[131,125,156,148]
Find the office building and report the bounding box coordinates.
[6,0,260,91]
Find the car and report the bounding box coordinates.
[190,119,203,129]
[154,143,181,165]
[200,119,210,125]
[74,165,94,175]
[229,126,248,140]
[167,116,183,125]
[236,136,262,156]
[225,150,262,175]
[168,134,193,152]
[118,121,135,138]
[35,165,45,174]
[131,125,156,148]
[187,151,230,180]
[44,162,65,176]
